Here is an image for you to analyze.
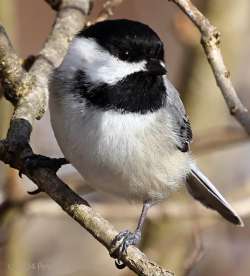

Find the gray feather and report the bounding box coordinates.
[164,79,192,152]
[186,164,243,226]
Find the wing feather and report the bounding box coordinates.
[164,78,192,152]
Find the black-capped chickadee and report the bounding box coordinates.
[49,19,243,264]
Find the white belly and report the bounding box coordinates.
[49,93,191,202]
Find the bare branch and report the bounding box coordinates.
[2,0,92,151]
[170,0,250,134]
[14,0,92,124]
[0,25,32,105]
[87,0,124,26]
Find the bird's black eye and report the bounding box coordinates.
[119,50,130,61]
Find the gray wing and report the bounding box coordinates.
[164,78,192,152]
[165,79,243,226]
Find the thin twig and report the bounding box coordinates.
[170,0,250,134]
[183,226,203,276]
[87,0,124,26]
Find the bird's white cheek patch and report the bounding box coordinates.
[60,37,147,85]
[92,56,146,85]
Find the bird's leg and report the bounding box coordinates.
[111,200,153,269]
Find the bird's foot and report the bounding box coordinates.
[19,154,69,194]
[110,230,141,269]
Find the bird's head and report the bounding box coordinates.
[58,19,167,113]
[65,19,166,84]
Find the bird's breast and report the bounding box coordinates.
[49,93,191,201]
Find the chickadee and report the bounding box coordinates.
[49,19,243,265]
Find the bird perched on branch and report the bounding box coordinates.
[49,19,243,268]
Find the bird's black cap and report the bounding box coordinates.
[78,19,165,62]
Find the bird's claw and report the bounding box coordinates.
[110,230,141,269]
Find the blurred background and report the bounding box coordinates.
[0,0,250,275]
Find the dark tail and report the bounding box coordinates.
[186,164,243,226]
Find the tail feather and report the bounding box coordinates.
[186,164,243,226]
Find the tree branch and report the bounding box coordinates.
[87,0,124,26]
[0,25,31,105]
[14,0,93,123]
[96,0,124,22]
[0,0,172,275]
[170,0,250,134]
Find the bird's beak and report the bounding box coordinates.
[146,59,167,76]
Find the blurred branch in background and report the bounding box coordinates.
[183,225,203,276]
[192,126,248,154]
[19,196,250,226]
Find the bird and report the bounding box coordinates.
[49,19,243,267]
